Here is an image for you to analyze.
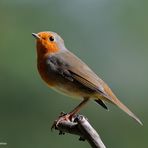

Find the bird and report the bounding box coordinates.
[32,31,142,126]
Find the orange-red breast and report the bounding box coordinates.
[32,31,142,125]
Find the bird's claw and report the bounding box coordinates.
[59,111,67,117]
[51,112,71,131]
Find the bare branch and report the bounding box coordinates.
[52,114,106,148]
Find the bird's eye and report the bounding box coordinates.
[49,36,54,41]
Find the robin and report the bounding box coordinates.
[32,31,142,125]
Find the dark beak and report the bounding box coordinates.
[32,33,40,39]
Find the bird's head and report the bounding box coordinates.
[32,31,66,56]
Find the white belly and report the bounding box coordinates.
[52,84,90,98]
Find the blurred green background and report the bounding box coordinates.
[0,0,147,147]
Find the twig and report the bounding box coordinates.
[52,114,106,148]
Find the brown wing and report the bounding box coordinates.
[53,50,109,98]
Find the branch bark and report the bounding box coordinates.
[52,114,106,148]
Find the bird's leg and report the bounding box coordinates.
[68,97,89,120]
[51,97,89,130]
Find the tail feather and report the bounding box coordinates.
[100,84,143,125]
[112,97,143,125]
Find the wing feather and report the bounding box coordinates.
[48,51,107,97]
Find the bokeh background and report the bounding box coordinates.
[0,0,147,147]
